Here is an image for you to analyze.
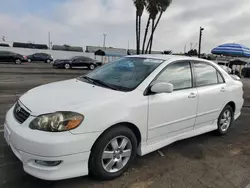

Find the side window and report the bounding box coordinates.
[80,57,88,61]
[74,57,81,61]
[194,62,221,86]
[155,61,192,90]
[80,57,92,61]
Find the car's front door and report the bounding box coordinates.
[38,54,45,61]
[147,61,198,144]
[0,51,6,62]
[5,52,13,62]
[193,61,227,129]
[71,57,82,67]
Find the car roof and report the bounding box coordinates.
[127,54,203,62]
[33,53,49,55]
[74,56,93,59]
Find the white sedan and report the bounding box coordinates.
[4,55,244,181]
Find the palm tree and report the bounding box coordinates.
[146,0,172,54]
[142,0,157,54]
[133,0,145,54]
[145,1,159,54]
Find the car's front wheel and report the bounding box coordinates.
[217,105,234,135]
[89,126,137,180]
[64,63,71,69]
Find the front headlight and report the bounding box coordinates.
[29,112,84,132]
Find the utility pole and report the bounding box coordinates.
[193,43,198,49]
[103,34,107,48]
[48,32,51,49]
[198,27,204,58]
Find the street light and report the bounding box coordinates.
[103,34,107,48]
[198,27,204,58]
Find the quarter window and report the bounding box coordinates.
[194,62,223,86]
[217,72,224,83]
[155,61,192,90]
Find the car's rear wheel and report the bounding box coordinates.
[27,59,31,63]
[14,59,21,64]
[46,59,51,63]
[64,63,71,69]
[89,64,95,70]
[217,105,233,135]
[89,126,137,180]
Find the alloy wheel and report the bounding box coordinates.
[101,136,132,173]
[65,64,70,69]
[219,109,232,132]
[90,64,95,70]
[15,59,21,64]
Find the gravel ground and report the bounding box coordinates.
[1,63,250,188]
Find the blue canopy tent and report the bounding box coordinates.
[211,43,250,57]
[212,43,250,77]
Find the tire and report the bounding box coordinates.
[216,105,234,135]
[89,126,137,180]
[64,63,71,69]
[46,59,51,63]
[89,64,96,70]
[28,59,31,63]
[14,59,21,64]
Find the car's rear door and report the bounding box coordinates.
[147,60,198,143]
[193,60,227,129]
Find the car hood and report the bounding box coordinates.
[19,79,123,116]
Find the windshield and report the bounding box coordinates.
[80,57,163,91]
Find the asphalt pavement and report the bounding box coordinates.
[1,63,250,188]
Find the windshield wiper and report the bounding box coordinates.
[82,76,119,91]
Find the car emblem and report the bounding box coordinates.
[16,106,21,113]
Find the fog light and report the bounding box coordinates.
[35,160,61,166]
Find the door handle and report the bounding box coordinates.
[188,92,196,98]
[220,87,226,92]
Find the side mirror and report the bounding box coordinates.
[150,82,174,93]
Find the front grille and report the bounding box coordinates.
[13,102,30,124]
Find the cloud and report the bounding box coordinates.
[0,0,250,53]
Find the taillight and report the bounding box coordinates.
[23,56,27,59]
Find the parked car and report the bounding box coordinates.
[4,55,243,181]
[27,53,53,63]
[0,51,27,64]
[219,65,232,74]
[242,67,250,78]
[53,56,102,70]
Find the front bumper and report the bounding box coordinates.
[4,105,101,180]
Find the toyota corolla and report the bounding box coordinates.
[4,55,243,181]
